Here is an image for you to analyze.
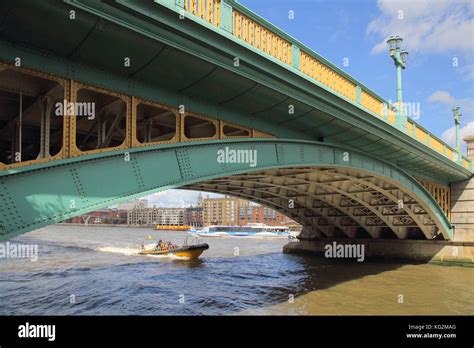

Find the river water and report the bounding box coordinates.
[0,225,472,315]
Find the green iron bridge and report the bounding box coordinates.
[0,0,472,242]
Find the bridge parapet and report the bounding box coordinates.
[158,0,471,171]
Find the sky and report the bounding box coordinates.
[141,0,474,208]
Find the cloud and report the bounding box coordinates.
[143,190,223,208]
[442,121,474,150]
[459,63,474,81]
[368,0,474,56]
[428,90,457,104]
[427,90,474,121]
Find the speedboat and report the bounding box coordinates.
[138,237,209,259]
[138,243,209,259]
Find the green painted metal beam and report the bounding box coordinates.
[0,139,452,241]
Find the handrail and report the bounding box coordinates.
[232,10,292,65]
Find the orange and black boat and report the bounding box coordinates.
[138,243,209,259]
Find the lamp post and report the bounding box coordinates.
[387,36,408,128]
[453,106,461,153]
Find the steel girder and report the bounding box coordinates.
[0,138,451,241]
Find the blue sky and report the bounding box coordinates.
[144,0,474,207]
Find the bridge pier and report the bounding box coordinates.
[283,238,474,264]
[286,136,474,264]
[450,135,474,242]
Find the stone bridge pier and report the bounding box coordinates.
[450,135,474,242]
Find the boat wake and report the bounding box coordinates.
[95,245,189,259]
[95,246,141,256]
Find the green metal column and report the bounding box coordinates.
[395,58,407,132]
[387,36,408,133]
[291,45,300,70]
[355,85,362,104]
[396,62,403,104]
[220,1,233,33]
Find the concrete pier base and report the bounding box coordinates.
[283,238,474,265]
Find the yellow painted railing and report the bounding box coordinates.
[416,127,428,143]
[300,51,355,101]
[446,147,453,161]
[361,90,384,118]
[185,0,221,26]
[430,137,445,154]
[232,10,292,65]
[406,118,471,169]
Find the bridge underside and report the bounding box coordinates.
[0,139,451,241]
[184,167,446,240]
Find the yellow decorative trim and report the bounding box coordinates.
[418,178,451,220]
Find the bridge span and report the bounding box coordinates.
[0,0,473,262]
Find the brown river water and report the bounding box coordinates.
[0,225,472,315]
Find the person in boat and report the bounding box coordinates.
[156,239,163,250]
[141,242,145,251]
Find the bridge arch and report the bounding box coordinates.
[0,139,451,241]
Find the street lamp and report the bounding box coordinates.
[453,106,461,153]
[400,50,408,64]
[387,35,408,117]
